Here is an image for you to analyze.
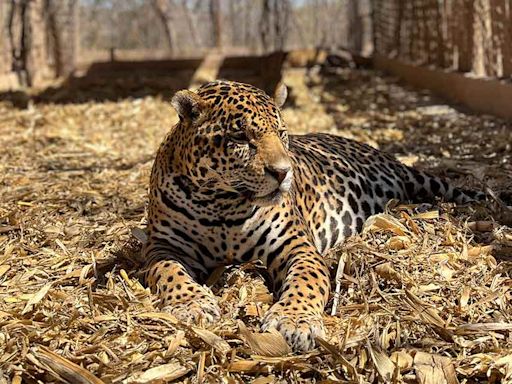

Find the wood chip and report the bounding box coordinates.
[21,283,52,315]
[363,214,408,236]
[413,352,458,384]
[367,342,396,383]
[123,362,189,384]
[238,321,291,357]
[456,322,512,335]
[375,262,403,283]
[31,346,105,384]
[191,327,231,354]
[390,350,414,371]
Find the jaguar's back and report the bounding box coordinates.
[289,133,481,254]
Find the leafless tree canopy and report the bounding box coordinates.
[78,0,366,55]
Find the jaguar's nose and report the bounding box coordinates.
[265,165,291,185]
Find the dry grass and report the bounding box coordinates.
[1,68,512,383]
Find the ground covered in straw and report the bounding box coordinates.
[1,68,512,383]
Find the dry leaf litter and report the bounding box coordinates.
[0,67,511,383]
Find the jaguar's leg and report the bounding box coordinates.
[144,256,220,323]
[261,240,330,352]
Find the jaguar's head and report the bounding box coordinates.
[171,80,292,206]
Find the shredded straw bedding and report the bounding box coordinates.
[1,68,511,383]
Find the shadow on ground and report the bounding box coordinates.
[0,52,286,106]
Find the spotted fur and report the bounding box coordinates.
[143,80,482,352]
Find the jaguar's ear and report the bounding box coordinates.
[273,82,287,108]
[171,90,204,122]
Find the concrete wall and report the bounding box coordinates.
[374,54,512,121]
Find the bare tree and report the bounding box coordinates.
[260,0,272,52]
[6,0,49,86]
[243,0,253,48]
[498,0,512,76]
[152,0,177,54]
[7,0,30,85]
[260,0,290,52]
[392,0,404,57]
[209,0,222,48]
[44,0,62,76]
[348,0,363,52]
[433,0,445,68]
[227,0,238,46]
[182,0,201,47]
[274,0,290,51]
[43,0,79,77]
[66,0,79,74]
[457,0,475,72]
[0,1,8,74]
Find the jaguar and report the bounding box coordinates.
[142,80,481,352]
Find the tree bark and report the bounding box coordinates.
[209,0,222,48]
[457,0,474,72]
[348,0,363,53]
[0,1,9,74]
[152,0,176,54]
[66,0,79,76]
[260,0,272,52]
[8,0,28,86]
[502,0,512,76]
[44,0,63,77]
[182,0,201,47]
[273,0,290,51]
[393,0,404,58]
[434,0,445,68]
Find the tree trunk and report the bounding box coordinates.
[182,0,201,47]
[273,0,290,51]
[6,0,48,87]
[209,0,221,48]
[410,2,422,63]
[434,0,445,68]
[502,0,512,76]
[65,0,79,76]
[348,0,363,53]
[260,0,273,52]
[0,1,9,75]
[290,7,307,49]
[152,0,176,54]
[44,0,62,77]
[8,0,29,86]
[394,0,404,58]
[457,0,474,72]
[27,0,48,85]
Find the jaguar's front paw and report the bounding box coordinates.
[261,303,325,352]
[162,294,220,324]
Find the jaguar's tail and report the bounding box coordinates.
[402,167,485,205]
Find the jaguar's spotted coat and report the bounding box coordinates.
[143,80,481,352]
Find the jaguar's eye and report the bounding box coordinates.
[229,131,249,144]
